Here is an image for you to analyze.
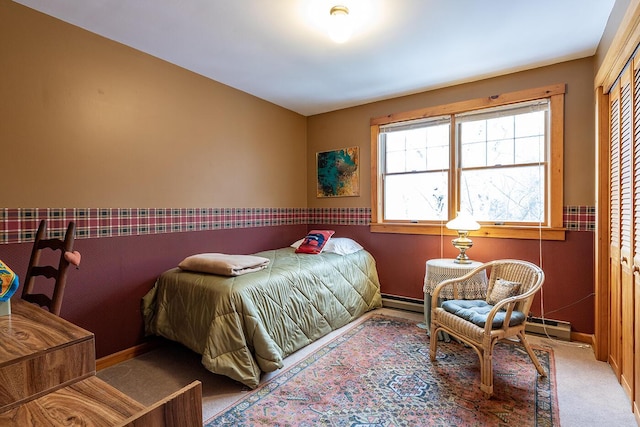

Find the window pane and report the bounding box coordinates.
[406,148,427,171]
[461,141,486,167]
[515,111,545,137]
[406,132,427,150]
[386,150,406,174]
[385,129,425,173]
[460,120,486,144]
[515,135,544,163]
[426,124,450,145]
[384,123,449,173]
[460,108,546,169]
[487,139,514,165]
[487,116,515,141]
[384,172,448,221]
[426,144,449,170]
[460,165,544,222]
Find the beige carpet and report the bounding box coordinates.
[98,308,637,426]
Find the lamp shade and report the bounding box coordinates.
[446,211,480,232]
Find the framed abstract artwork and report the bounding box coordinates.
[316,146,359,198]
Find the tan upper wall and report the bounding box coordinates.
[2,2,600,210]
[307,57,596,208]
[1,1,307,208]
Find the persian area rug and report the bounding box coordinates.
[205,315,558,427]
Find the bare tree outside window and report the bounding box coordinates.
[459,109,547,223]
[371,84,564,238]
[380,102,548,224]
[382,122,450,221]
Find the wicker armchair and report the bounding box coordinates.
[429,259,546,397]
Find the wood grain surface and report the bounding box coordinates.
[0,300,95,411]
[0,376,145,426]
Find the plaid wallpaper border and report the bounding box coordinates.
[0,208,370,244]
[564,206,595,231]
[0,206,594,244]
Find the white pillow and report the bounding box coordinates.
[291,237,363,255]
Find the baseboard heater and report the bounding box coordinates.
[381,294,424,313]
[525,316,571,341]
[380,296,572,341]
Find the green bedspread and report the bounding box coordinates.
[141,247,382,388]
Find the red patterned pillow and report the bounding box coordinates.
[295,230,335,254]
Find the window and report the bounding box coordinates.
[370,84,565,240]
[381,117,450,221]
[458,101,547,223]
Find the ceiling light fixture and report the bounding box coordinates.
[328,5,351,44]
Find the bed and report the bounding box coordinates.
[141,241,382,388]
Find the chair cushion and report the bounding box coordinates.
[441,299,526,329]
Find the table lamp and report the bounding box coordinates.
[446,212,480,264]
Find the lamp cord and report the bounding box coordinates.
[440,218,444,259]
[533,115,589,349]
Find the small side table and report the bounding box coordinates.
[421,258,488,338]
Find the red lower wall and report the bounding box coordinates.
[0,223,594,358]
[324,225,595,334]
[0,225,307,358]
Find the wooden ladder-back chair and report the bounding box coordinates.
[22,220,76,316]
[429,259,546,397]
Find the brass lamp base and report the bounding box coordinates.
[452,232,473,264]
[454,252,472,264]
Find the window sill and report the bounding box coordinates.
[369,223,566,241]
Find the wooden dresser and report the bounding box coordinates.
[0,299,201,426]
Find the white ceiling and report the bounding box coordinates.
[15,0,616,116]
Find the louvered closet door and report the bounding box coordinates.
[619,66,635,404]
[633,57,640,415]
[610,74,623,380]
